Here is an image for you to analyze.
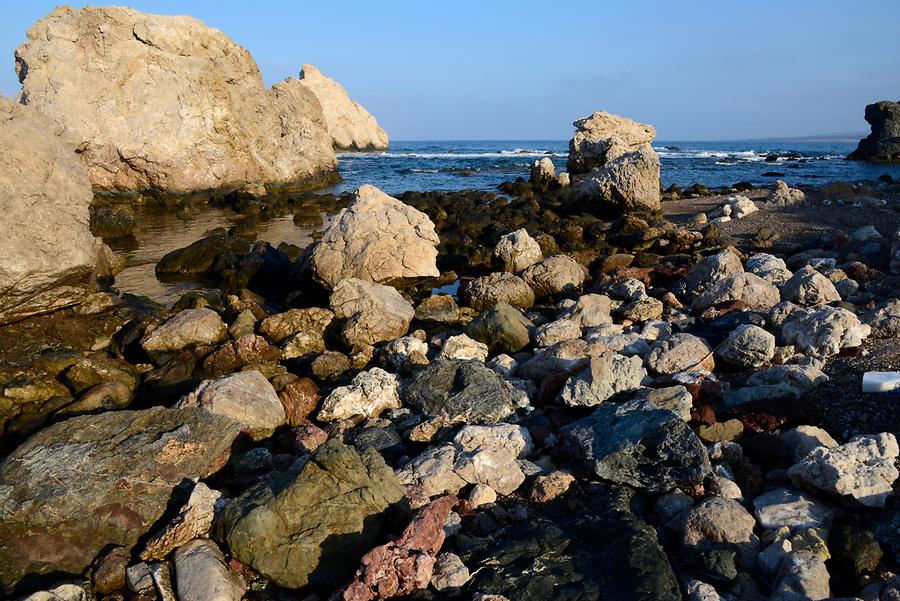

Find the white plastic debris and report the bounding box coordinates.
[862,372,900,393]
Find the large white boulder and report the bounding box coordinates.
[309,185,440,289]
[0,98,104,324]
[16,6,336,194]
[567,111,661,212]
[294,64,388,150]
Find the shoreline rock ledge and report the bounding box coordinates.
[293,64,389,151]
[15,6,338,196]
[567,111,662,212]
[847,100,900,163]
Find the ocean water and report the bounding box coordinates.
[330,139,900,196]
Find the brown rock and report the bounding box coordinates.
[200,334,281,378]
[338,496,457,600]
[139,481,221,561]
[93,546,130,594]
[277,377,320,425]
[529,470,575,503]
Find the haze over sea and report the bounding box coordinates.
[332,138,900,196]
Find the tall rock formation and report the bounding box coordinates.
[293,64,389,151]
[0,98,105,324]
[568,111,661,212]
[848,100,900,163]
[15,6,337,196]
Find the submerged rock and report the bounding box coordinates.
[0,99,103,325]
[293,63,389,151]
[0,407,240,591]
[16,6,336,194]
[309,185,439,288]
[220,439,406,589]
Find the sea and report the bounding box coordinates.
[329,139,900,196]
[111,138,900,303]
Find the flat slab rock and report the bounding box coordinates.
[0,407,241,592]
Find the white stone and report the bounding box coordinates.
[310,185,439,289]
[176,370,285,440]
[439,334,489,362]
[746,253,793,286]
[781,265,841,307]
[788,433,899,507]
[767,180,805,205]
[521,255,589,298]
[453,423,533,457]
[534,319,582,347]
[493,228,543,273]
[317,368,401,422]
[782,306,870,358]
[430,552,469,591]
[770,550,830,601]
[753,487,834,532]
[646,333,713,375]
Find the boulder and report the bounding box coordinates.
[681,497,759,568]
[396,445,467,498]
[781,306,870,358]
[646,333,714,375]
[462,272,535,311]
[16,6,337,194]
[746,253,792,286]
[780,265,841,307]
[781,425,838,463]
[330,278,415,348]
[571,146,661,212]
[176,370,285,440]
[140,481,221,561]
[692,272,781,313]
[770,551,830,601]
[533,318,582,347]
[715,324,775,369]
[752,487,833,532]
[787,433,899,507]
[404,360,518,424]
[686,251,744,293]
[309,185,439,288]
[493,229,543,273]
[847,100,900,163]
[141,308,228,355]
[438,334,489,362]
[220,439,406,589]
[200,334,281,378]
[293,64,388,150]
[173,539,245,601]
[465,302,534,354]
[559,351,647,407]
[0,407,240,591]
[560,293,614,327]
[766,180,806,205]
[0,98,103,325]
[521,255,589,298]
[317,367,401,422]
[567,111,657,174]
[567,111,660,212]
[258,307,334,344]
[562,401,711,492]
[529,157,556,187]
[863,298,900,338]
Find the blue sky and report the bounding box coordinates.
[2,1,898,141]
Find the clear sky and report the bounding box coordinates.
[2,1,898,141]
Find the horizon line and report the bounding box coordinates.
[388,133,866,144]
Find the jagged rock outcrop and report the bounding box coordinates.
[0,98,105,325]
[567,111,661,212]
[848,100,900,163]
[293,64,389,151]
[15,6,337,195]
[309,185,440,289]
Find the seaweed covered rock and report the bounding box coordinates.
[219,439,406,589]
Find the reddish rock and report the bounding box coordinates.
[740,412,788,434]
[336,496,457,601]
[278,377,320,425]
[279,423,328,454]
[200,334,281,378]
[92,546,130,594]
[691,404,717,426]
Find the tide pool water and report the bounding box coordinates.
[330,139,900,196]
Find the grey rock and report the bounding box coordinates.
[559,351,647,407]
[782,306,870,358]
[494,229,542,273]
[692,272,781,313]
[862,298,900,338]
[646,333,714,375]
[781,265,841,307]
[753,487,834,532]
[715,324,775,369]
[687,251,744,293]
[404,360,518,424]
[330,277,414,347]
[847,100,900,163]
[770,550,830,600]
[465,302,534,354]
[521,255,589,298]
[141,308,228,355]
[562,401,711,492]
[173,538,245,601]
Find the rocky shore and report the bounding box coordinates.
[2,6,900,601]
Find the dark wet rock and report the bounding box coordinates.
[0,407,240,593]
[465,302,534,355]
[156,234,252,275]
[404,360,519,424]
[562,401,711,492]
[89,203,136,238]
[847,100,900,163]
[460,484,680,601]
[219,439,406,589]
